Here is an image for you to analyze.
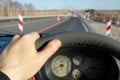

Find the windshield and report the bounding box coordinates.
[0,0,120,41]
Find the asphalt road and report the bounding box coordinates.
[43,17,87,34]
[0,17,88,34]
[0,17,65,34]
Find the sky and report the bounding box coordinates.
[14,0,120,10]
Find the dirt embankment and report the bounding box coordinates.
[91,10,120,26]
[31,10,70,16]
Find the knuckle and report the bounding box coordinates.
[19,34,30,43]
[22,34,30,40]
[48,43,56,53]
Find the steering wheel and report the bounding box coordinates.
[35,32,120,80]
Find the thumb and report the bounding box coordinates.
[11,34,20,43]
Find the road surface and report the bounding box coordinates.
[0,17,88,34]
[42,17,88,34]
[0,17,65,34]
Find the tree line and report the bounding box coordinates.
[0,0,34,16]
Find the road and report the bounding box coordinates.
[0,17,88,35]
[42,17,87,34]
[0,17,66,34]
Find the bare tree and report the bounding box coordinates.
[0,0,34,16]
[24,4,29,16]
[12,1,22,16]
[0,0,4,16]
[2,0,8,16]
[23,3,34,16]
[28,3,34,15]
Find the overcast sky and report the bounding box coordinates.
[14,0,120,10]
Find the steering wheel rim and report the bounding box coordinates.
[36,31,120,60]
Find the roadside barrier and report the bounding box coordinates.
[18,14,23,33]
[57,15,60,21]
[86,12,90,20]
[106,19,112,37]
[0,15,56,22]
[83,12,90,20]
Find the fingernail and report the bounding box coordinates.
[29,32,40,38]
[53,39,62,47]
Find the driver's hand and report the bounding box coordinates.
[0,32,61,80]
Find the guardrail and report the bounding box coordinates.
[0,15,56,22]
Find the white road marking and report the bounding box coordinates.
[79,18,89,32]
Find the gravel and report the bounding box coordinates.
[87,20,120,42]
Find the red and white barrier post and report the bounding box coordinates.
[106,19,112,37]
[86,12,90,20]
[57,15,60,22]
[83,12,90,20]
[18,14,23,33]
[83,13,86,19]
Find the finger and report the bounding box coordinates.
[37,39,61,64]
[21,32,40,43]
[27,32,40,43]
[40,39,61,55]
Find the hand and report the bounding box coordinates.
[0,32,61,80]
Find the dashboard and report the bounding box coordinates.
[0,35,12,53]
[36,47,119,80]
[0,32,120,80]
